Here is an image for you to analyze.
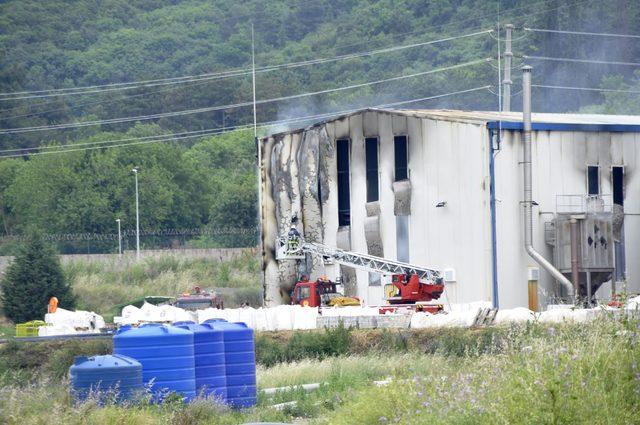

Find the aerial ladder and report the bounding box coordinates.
[275,234,445,311]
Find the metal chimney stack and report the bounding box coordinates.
[502,24,514,112]
[522,66,575,299]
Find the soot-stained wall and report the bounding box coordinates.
[260,109,640,309]
[260,109,493,307]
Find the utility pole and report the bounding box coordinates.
[502,24,514,112]
[116,218,122,257]
[251,23,257,138]
[132,167,140,261]
[251,23,265,306]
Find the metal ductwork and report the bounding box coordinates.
[521,66,575,298]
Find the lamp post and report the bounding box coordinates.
[132,167,140,261]
[116,218,122,256]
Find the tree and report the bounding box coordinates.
[0,234,75,323]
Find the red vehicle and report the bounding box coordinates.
[379,273,445,314]
[291,276,359,307]
[277,232,445,311]
[386,273,444,304]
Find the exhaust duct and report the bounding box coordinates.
[521,66,575,299]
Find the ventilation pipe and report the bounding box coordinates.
[521,66,575,299]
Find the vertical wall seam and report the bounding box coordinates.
[489,127,500,309]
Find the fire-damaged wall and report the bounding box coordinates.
[260,108,640,309]
[260,109,494,307]
[261,126,336,305]
[260,112,386,306]
[260,109,493,307]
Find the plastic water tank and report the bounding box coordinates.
[69,354,142,403]
[204,319,256,408]
[113,323,196,401]
[174,321,226,400]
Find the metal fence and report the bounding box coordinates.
[0,226,260,255]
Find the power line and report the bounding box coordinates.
[0,128,224,154]
[0,0,590,103]
[532,84,640,94]
[378,86,491,107]
[1,86,491,158]
[0,70,250,101]
[524,27,640,39]
[0,0,585,113]
[0,78,218,121]
[0,58,490,134]
[524,55,640,67]
[0,29,493,121]
[0,30,492,102]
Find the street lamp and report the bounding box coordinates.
[115,218,122,256]
[132,167,140,261]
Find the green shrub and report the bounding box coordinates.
[256,324,353,367]
[0,339,112,383]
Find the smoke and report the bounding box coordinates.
[512,0,640,114]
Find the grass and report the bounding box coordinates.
[0,325,15,338]
[64,252,261,319]
[0,317,638,424]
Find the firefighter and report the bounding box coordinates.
[287,225,301,252]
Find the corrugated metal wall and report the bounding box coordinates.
[495,129,640,308]
[261,110,640,308]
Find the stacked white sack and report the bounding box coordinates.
[538,307,603,323]
[197,307,227,323]
[237,307,257,329]
[494,307,536,324]
[292,306,319,330]
[113,305,142,325]
[137,302,166,322]
[44,307,105,331]
[38,324,77,336]
[159,304,196,323]
[410,310,479,328]
[409,312,452,328]
[627,295,640,310]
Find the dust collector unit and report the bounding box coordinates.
[546,195,614,302]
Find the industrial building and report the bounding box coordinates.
[259,107,640,309]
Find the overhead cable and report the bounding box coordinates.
[532,84,640,94]
[524,55,640,67]
[0,128,224,154]
[524,27,640,39]
[1,85,489,157]
[378,86,491,107]
[0,58,490,134]
[0,30,492,101]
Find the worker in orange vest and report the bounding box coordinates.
[48,297,58,314]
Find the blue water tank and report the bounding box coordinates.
[174,321,226,401]
[113,323,196,401]
[69,354,142,403]
[204,319,256,408]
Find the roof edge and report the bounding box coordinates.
[487,121,640,133]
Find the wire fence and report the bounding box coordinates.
[0,226,260,255]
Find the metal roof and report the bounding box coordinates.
[265,108,640,137]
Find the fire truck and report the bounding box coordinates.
[276,233,444,313]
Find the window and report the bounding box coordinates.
[337,139,351,226]
[587,166,599,195]
[298,286,310,301]
[365,137,379,202]
[394,135,408,181]
[369,272,381,286]
[396,215,410,263]
[613,166,624,205]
